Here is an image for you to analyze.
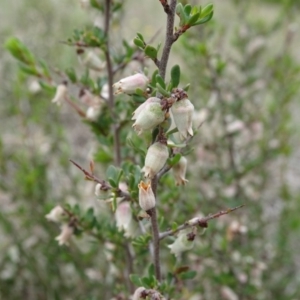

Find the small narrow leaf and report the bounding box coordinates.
[144,45,157,59]
[187,12,201,26]
[194,11,214,25]
[133,38,145,49]
[200,4,213,18]
[156,74,166,89]
[183,4,192,16]
[170,65,181,88]
[156,83,170,97]
[136,32,145,42]
[130,274,142,286]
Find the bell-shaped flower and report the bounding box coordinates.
[113,73,149,95]
[168,229,195,258]
[45,205,66,223]
[171,98,194,140]
[95,183,111,200]
[78,50,106,71]
[132,97,161,120]
[142,142,169,179]
[138,181,156,212]
[115,201,137,238]
[173,156,188,186]
[55,224,74,246]
[52,83,67,106]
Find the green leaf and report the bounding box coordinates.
[141,277,152,289]
[148,264,155,278]
[133,38,145,49]
[194,11,214,25]
[200,3,213,17]
[144,45,157,60]
[5,37,36,66]
[18,63,40,76]
[156,74,166,89]
[130,274,142,286]
[170,65,181,89]
[176,3,188,26]
[136,32,145,42]
[108,178,117,188]
[167,153,182,167]
[156,83,170,97]
[183,4,192,16]
[151,69,159,86]
[65,68,77,83]
[90,0,103,10]
[183,83,190,92]
[179,270,197,280]
[187,12,201,26]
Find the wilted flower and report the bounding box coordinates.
[142,142,169,179]
[115,201,137,238]
[173,156,188,186]
[138,181,156,212]
[52,83,67,106]
[171,98,194,140]
[113,73,149,95]
[168,229,195,258]
[45,205,66,223]
[78,50,106,71]
[132,100,165,135]
[132,287,146,300]
[55,224,74,246]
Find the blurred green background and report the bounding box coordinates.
[1,0,300,299]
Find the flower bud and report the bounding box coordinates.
[52,83,67,106]
[78,50,106,71]
[173,156,188,186]
[138,181,156,211]
[45,205,66,223]
[113,73,149,95]
[132,101,165,135]
[55,224,74,246]
[115,201,137,238]
[168,229,195,258]
[171,98,194,140]
[142,142,169,179]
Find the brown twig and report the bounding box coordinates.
[159,205,245,240]
[64,95,86,118]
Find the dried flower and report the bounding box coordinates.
[52,83,67,106]
[132,101,165,135]
[78,50,106,71]
[173,156,188,186]
[115,201,137,238]
[168,229,195,258]
[55,224,74,246]
[138,181,156,212]
[45,205,66,223]
[113,73,149,95]
[171,98,194,140]
[142,142,169,179]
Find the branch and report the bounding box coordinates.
[159,0,177,80]
[64,95,86,118]
[159,205,245,240]
[69,159,131,200]
[104,0,121,167]
[159,0,171,14]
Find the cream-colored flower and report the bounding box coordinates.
[132,287,146,300]
[52,83,67,106]
[55,224,74,246]
[173,156,188,186]
[113,73,149,95]
[45,205,66,223]
[142,142,169,179]
[138,181,156,211]
[168,229,195,258]
[115,201,137,238]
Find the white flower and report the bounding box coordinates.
[86,106,101,121]
[132,100,165,135]
[52,83,67,106]
[115,201,137,238]
[173,156,188,186]
[113,73,149,95]
[171,98,194,140]
[100,83,110,99]
[55,224,74,246]
[132,287,146,300]
[142,142,169,179]
[95,183,110,199]
[45,205,66,223]
[138,181,156,212]
[78,50,106,71]
[168,229,195,258]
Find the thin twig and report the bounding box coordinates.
[159,0,177,80]
[104,0,121,167]
[69,159,131,200]
[64,95,86,118]
[159,205,245,240]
